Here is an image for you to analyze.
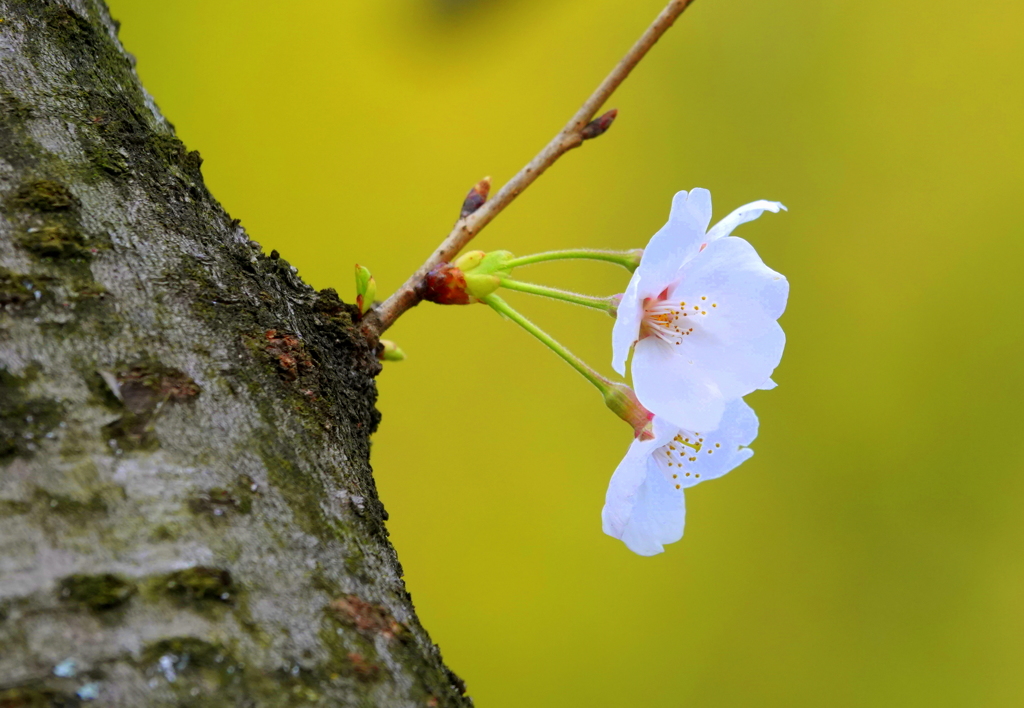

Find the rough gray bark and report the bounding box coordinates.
[0,1,471,705]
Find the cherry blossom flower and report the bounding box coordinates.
[602,399,758,556]
[612,189,788,432]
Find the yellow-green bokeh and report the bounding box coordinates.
[106,1,1024,705]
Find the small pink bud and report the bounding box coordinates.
[460,176,492,219]
[581,109,618,140]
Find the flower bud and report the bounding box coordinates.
[355,264,376,315]
[423,250,516,305]
[581,109,618,140]
[460,176,492,219]
[379,340,406,362]
[423,263,473,305]
[602,382,655,440]
[474,250,514,276]
[465,249,514,299]
[453,250,486,272]
[464,272,501,301]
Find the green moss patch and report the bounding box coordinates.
[0,267,37,308]
[0,686,80,708]
[6,179,79,213]
[102,413,159,452]
[41,5,96,48]
[149,133,204,179]
[0,500,32,517]
[32,488,109,518]
[18,225,91,259]
[86,143,128,176]
[141,636,233,669]
[258,445,347,543]
[58,573,136,611]
[137,636,354,708]
[156,567,235,605]
[0,86,34,122]
[3,177,107,264]
[313,287,357,330]
[189,476,259,518]
[0,368,63,464]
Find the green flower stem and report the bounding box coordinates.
[483,294,611,395]
[503,248,642,271]
[498,278,615,312]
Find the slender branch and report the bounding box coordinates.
[504,248,642,271]
[499,278,615,312]
[364,0,697,337]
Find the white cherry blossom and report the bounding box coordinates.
[612,189,788,432]
[602,399,758,556]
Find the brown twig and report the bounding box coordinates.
[364,0,697,337]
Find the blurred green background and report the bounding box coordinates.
[107,0,1024,705]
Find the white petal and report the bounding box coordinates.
[602,418,686,556]
[705,200,786,243]
[636,190,712,292]
[673,188,713,233]
[611,273,644,376]
[683,323,787,404]
[632,337,727,432]
[674,399,758,489]
[602,419,677,538]
[601,447,649,542]
[632,322,784,432]
[758,378,778,390]
[619,470,685,556]
[669,236,789,342]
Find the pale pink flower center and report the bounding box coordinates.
[640,293,716,346]
[657,432,721,489]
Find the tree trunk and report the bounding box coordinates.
[0,1,470,705]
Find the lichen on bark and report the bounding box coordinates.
[0,1,470,705]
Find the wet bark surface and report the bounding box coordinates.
[0,1,470,705]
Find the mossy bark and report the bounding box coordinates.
[0,1,470,706]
